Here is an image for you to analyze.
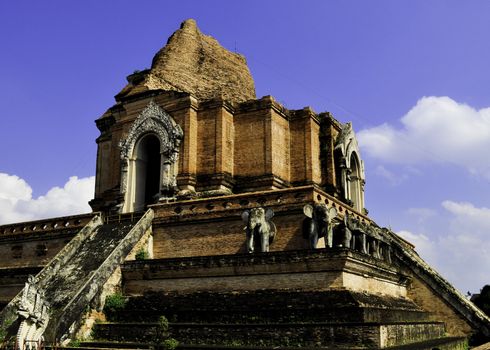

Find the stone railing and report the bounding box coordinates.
[332,215,393,265]
[0,213,95,237]
[312,188,371,224]
[103,211,145,224]
[149,185,370,224]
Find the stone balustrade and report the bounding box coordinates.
[0,213,95,237]
[149,185,370,223]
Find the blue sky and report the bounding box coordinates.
[0,1,489,293]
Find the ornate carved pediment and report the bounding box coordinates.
[335,122,362,167]
[117,100,184,212]
[119,100,183,160]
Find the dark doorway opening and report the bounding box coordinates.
[135,134,161,210]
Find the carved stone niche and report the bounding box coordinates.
[334,122,366,213]
[118,100,183,213]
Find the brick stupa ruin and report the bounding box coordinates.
[0,19,489,349]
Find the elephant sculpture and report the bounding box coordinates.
[339,213,352,248]
[345,212,367,254]
[302,204,338,249]
[242,207,277,253]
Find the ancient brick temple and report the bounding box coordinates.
[0,19,489,349]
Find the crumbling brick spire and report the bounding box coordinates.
[117,19,256,104]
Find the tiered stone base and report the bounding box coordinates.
[83,248,468,349]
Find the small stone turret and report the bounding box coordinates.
[117,19,256,104]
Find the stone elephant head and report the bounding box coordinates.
[302,204,337,249]
[242,207,277,253]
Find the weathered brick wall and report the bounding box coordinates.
[152,211,306,258]
[196,106,218,176]
[0,236,71,268]
[234,108,269,178]
[105,288,425,323]
[92,89,349,210]
[173,100,198,190]
[150,186,370,259]
[220,108,234,176]
[271,109,290,183]
[290,110,322,186]
[123,247,406,298]
[93,318,448,348]
[406,271,473,337]
[0,266,42,304]
[0,213,94,268]
[289,115,307,184]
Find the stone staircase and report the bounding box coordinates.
[0,210,154,347]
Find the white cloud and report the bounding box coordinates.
[397,200,490,293]
[0,173,32,203]
[0,173,95,225]
[406,207,437,224]
[358,96,490,179]
[374,165,408,186]
[398,230,435,258]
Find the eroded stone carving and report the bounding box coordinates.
[119,100,183,161]
[15,276,50,350]
[338,214,394,263]
[242,208,277,253]
[335,122,355,151]
[302,204,338,249]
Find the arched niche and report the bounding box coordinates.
[334,122,365,213]
[348,152,363,212]
[118,100,183,213]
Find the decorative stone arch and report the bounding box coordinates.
[118,100,183,213]
[334,122,365,213]
[347,151,364,212]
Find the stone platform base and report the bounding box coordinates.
[105,247,468,348]
[122,248,408,298]
[93,321,447,348]
[50,336,468,350]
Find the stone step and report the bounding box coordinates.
[78,342,151,349]
[93,321,446,348]
[46,347,148,350]
[45,336,467,350]
[178,336,467,349]
[121,248,405,297]
[46,348,146,350]
[110,289,429,324]
[44,341,151,350]
[385,336,467,350]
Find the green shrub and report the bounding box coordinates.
[158,315,169,333]
[152,315,178,348]
[161,338,179,350]
[68,340,81,347]
[103,293,127,321]
[135,248,149,260]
